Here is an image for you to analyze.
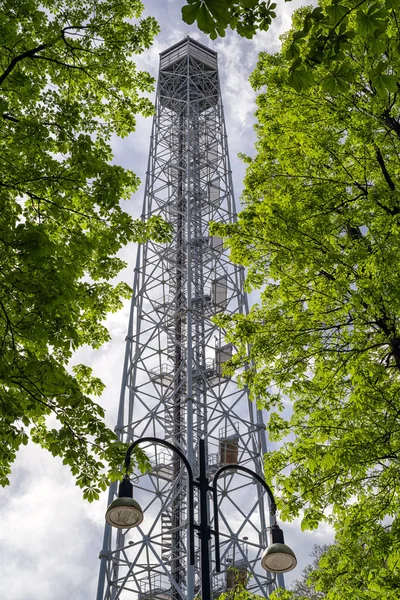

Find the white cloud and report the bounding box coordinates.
[0,443,101,600]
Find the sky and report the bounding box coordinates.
[0,1,334,599]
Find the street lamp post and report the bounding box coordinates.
[105,437,297,600]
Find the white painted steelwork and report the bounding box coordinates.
[96,37,282,600]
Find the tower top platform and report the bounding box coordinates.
[160,36,217,70]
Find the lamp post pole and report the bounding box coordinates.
[198,438,211,600]
[105,437,297,600]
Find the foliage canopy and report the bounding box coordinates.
[273,533,400,599]
[182,0,280,40]
[211,0,400,593]
[0,0,170,499]
[305,527,400,599]
[182,0,398,93]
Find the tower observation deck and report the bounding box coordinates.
[96,37,282,600]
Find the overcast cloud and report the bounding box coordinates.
[0,1,333,599]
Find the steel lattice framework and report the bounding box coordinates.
[96,37,283,600]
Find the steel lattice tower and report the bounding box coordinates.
[97,37,282,600]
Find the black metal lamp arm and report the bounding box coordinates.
[123,436,195,565]
[212,464,277,572]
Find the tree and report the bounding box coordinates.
[275,531,400,599]
[0,0,171,500]
[211,0,400,590]
[290,545,328,599]
[272,534,400,599]
[305,527,400,599]
[181,0,397,92]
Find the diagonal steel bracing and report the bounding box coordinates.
[97,37,283,600]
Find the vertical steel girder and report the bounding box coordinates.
[97,37,280,600]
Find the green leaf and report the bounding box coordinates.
[325,4,348,25]
[196,4,216,34]
[286,42,300,60]
[371,73,398,97]
[370,32,388,54]
[288,68,315,91]
[293,30,306,41]
[322,64,352,94]
[371,60,388,76]
[242,0,258,8]
[311,6,324,20]
[356,7,388,35]
[182,2,201,25]
[205,0,230,25]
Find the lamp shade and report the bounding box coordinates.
[105,476,144,529]
[261,542,297,573]
[105,496,144,529]
[261,524,297,573]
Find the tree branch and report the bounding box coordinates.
[381,109,400,140]
[25,191,106,222]
[0,43,48,86]
[2,113,19,123]
[32,55,85,70]
[375,147,396,192]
